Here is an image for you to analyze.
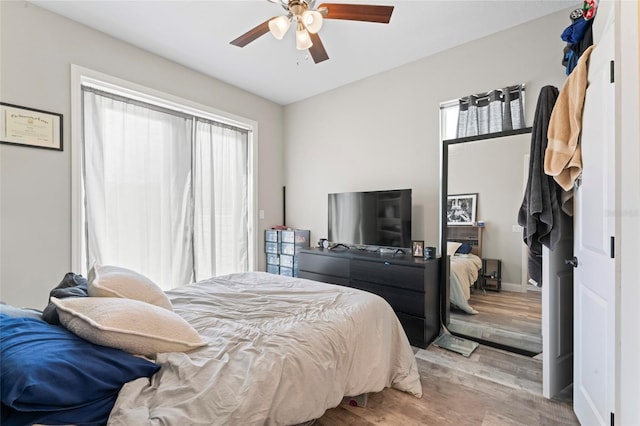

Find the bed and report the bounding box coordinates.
[1,270,422,426]
[447,225,484,314]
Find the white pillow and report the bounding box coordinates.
[88,264,173,311]
[447,242,462,257]
[51,297,206,357]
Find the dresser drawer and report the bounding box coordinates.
[350,279,424,317]
[299,271,350,287]
[281,229,310,244]
[265,229,280,243]
[281,243,306,256]
[279,266,294,277]
[299,252,350,278]
[351,259,424,292]
[265,242,280,254]
[395,312,427,348]
[266,253,280,265]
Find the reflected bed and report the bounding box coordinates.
[447,225,484,314]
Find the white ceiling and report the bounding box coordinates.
[31,0,576,105]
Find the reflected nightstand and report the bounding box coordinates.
[481,258,502,291]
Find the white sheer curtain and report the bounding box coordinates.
[193,119,249,280]
[82,88,194,289]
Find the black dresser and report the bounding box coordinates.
[298,248,440,348]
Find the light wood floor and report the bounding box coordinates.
[316,344,577,425]
[449,288,542,354]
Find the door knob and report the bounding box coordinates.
[565,257,578,268]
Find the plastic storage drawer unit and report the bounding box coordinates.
[265,242,280,254]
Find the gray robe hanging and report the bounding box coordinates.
[517,85,564,286]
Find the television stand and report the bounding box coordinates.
[298,248,440,348]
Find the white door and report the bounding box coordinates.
[542,210,574,398]
[573,11,616,425]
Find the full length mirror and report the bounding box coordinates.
[442,133,542,355]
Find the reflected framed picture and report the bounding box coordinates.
[412,240,424,258]
[447,193,477,225]
[0,102,63,151]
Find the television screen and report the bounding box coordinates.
[328,189,412,248]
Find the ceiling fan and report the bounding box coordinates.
[230,1,394,64]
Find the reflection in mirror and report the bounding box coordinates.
[444,133,542,355]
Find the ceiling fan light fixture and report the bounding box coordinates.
[295,24,313,50]
[268,15,291,40]
[301,10,323,33]
[231,2,394,64]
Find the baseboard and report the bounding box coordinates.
[501,281,526,292]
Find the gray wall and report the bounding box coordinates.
[0,1,284,307]
[283,9,570,258]
[0,3,572,308]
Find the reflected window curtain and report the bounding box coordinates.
[344,192,363,244]
[193,119,248,280]
[82,88,194,290]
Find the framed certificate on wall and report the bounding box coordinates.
[1,102,63,151]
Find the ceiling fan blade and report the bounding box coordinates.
[308,33,329,64]
[230,18,273,47]
[317,3,394,23]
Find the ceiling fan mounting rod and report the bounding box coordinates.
[287,1,309,18]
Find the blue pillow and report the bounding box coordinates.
[2,395,115,426]
[0,314,160,423]
[0,303,42,320]
[456,243,473,254]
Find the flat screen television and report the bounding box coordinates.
[328,189,412,248]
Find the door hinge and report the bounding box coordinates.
[610,236,615,258]
[611,411,614,425]
[610,60,615,83]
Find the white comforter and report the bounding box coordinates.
[450,254,483,314]
[108,272,421,426]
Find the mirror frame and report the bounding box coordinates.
[439,128,532,326]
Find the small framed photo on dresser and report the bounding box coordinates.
[412,240,424,258]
